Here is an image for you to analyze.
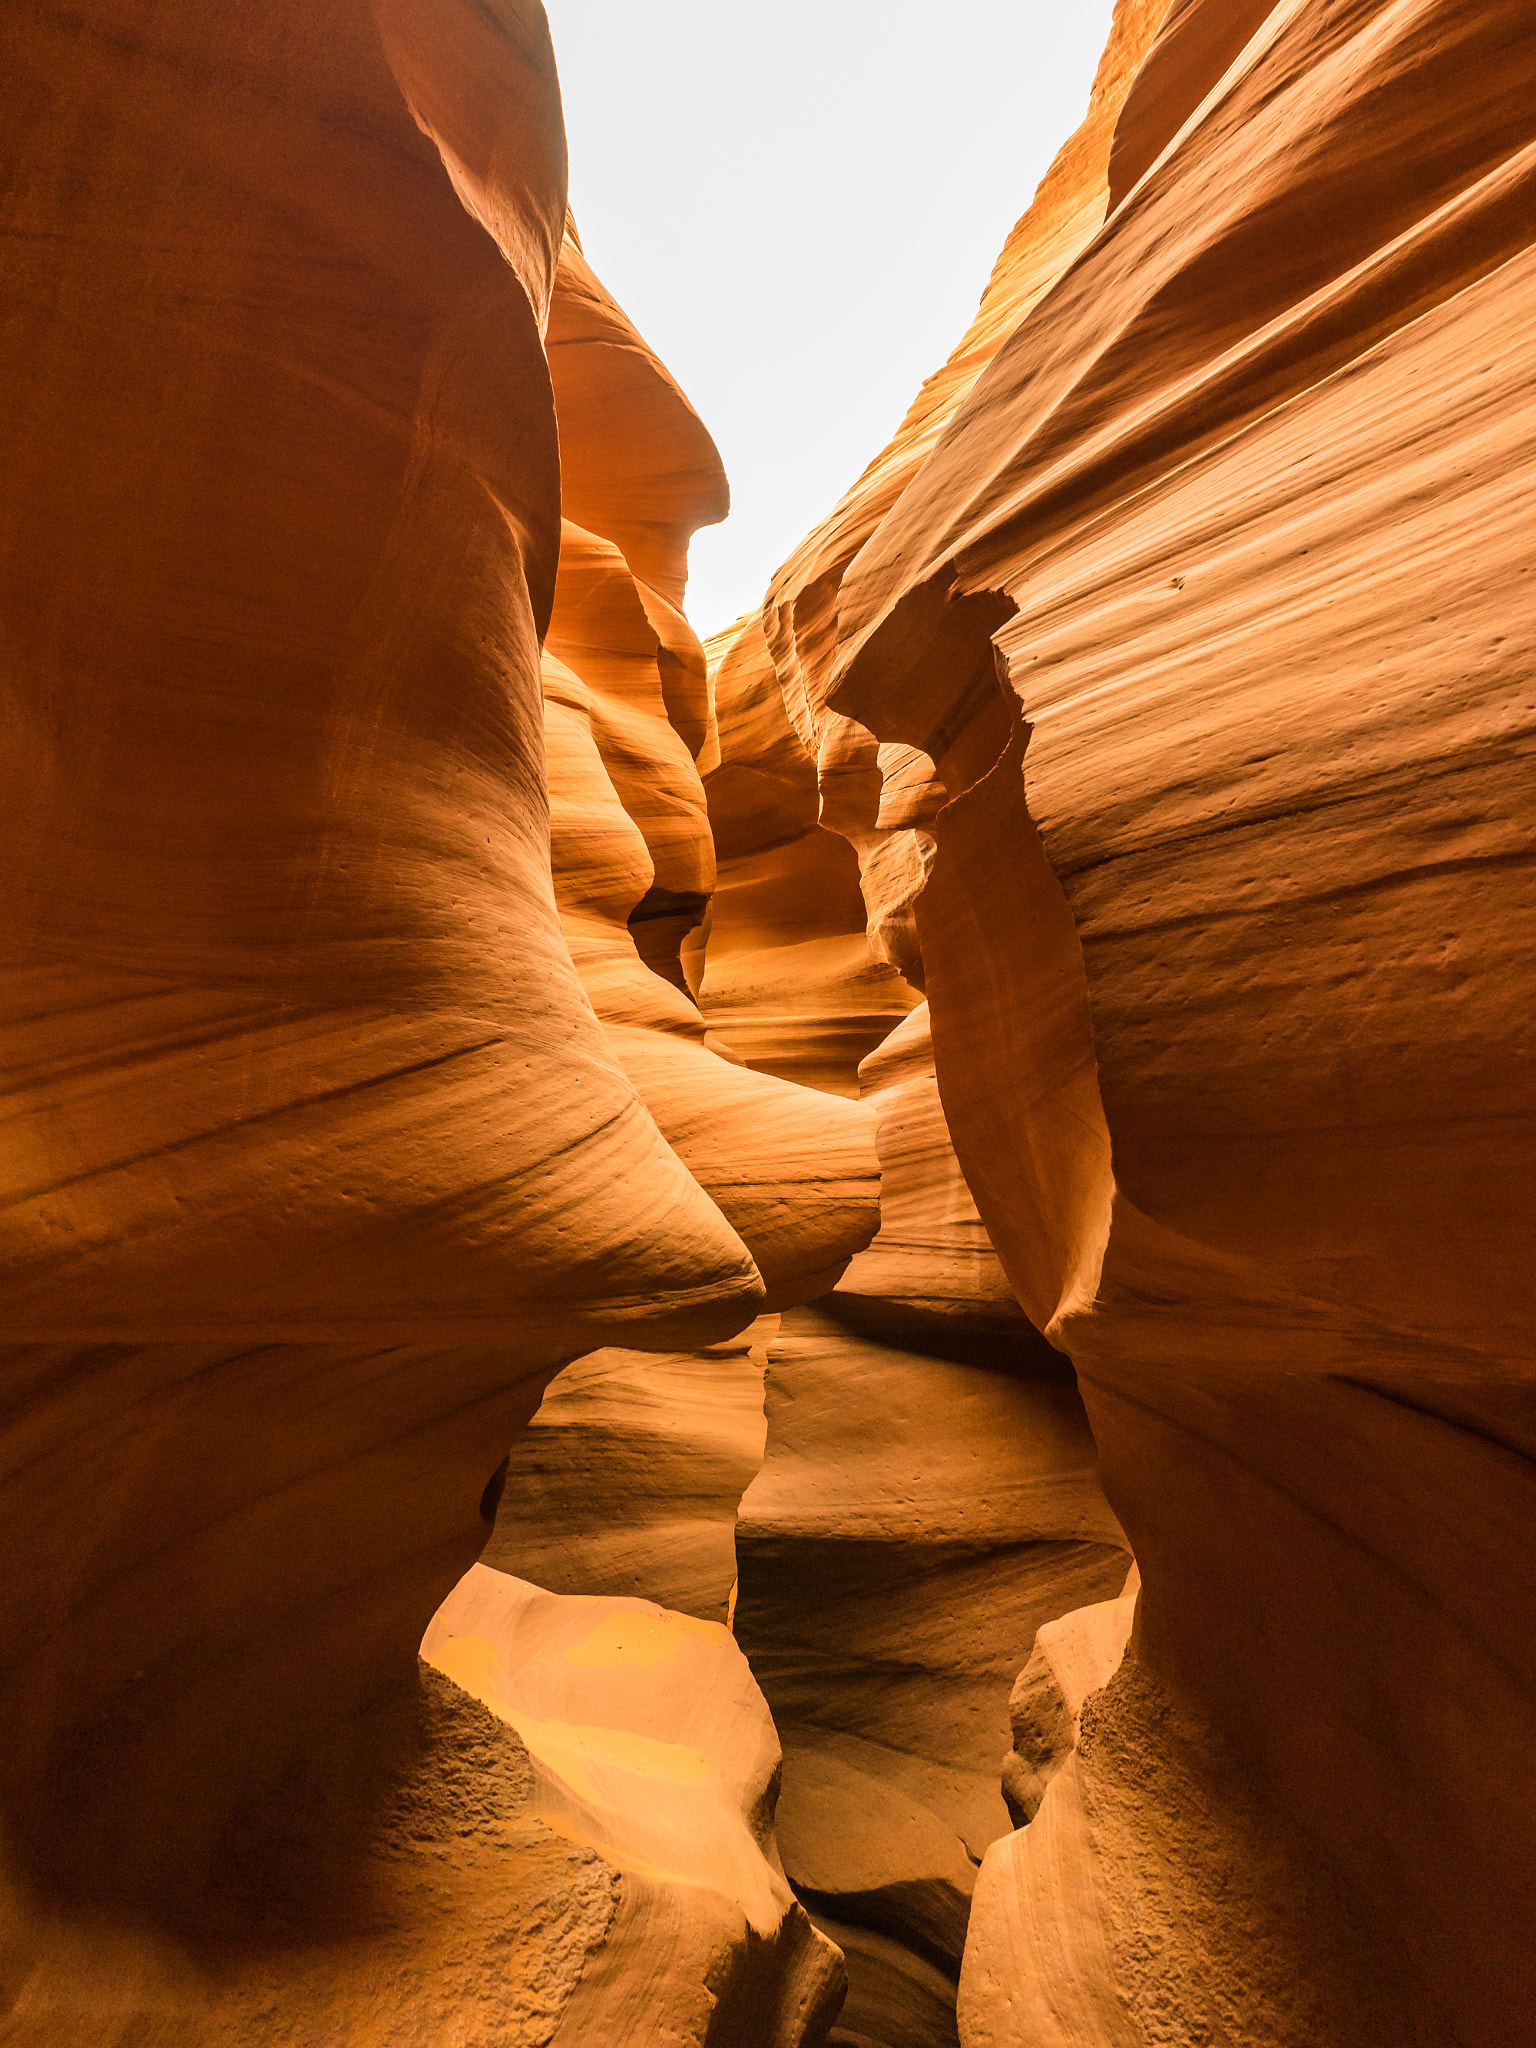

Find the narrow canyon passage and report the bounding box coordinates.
[1,1,1533,2045]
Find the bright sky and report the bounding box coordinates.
[544,1,1116,639]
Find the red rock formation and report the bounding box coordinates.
[735,0,1536,2039]
[734,1308,1128,2003]
[3,4,755,1352]
[725,1012,1129,2047]
[542,230,880,1310]
[701,588,1131,2046]
[0,1,864,2034]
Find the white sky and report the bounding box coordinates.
[545,1,1117,638]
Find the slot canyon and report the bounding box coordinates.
[2,0,1533,2041]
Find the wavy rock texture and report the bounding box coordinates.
[727,1013,1129,2045]
[0,1,865,2036]
[701,537,1136,2047]
[485,902,1132,2048]
[482,1323,773,1623]
[542,226,881,1311]
[541,518,879,1308]
[3,5,756,1357]
[733,0,1536,2041]
[702,609,921,1099]
[11,0,1532,2040]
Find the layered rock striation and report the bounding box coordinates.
[723,0,1536,2041]
[0,0,867,2035]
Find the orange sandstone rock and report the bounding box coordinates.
[0,2,850,2037]
[744,0,1536,2039]
[482,1325,773,1623]
[543,606,878,1305]
[423,1565,845,2042]
[2,3,757,1355]
[703,610,919,1099]
[733,1304,1128,2035]
[541,235,881,1309]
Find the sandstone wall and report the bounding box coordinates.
[727,0,1536,2041]
[0,0,864,2034]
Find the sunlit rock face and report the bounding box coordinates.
[421,1567,845,2045]
[732,0,1536,2041]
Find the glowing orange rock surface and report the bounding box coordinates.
[733,0,1536,2039]
[0,0,864,2035]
